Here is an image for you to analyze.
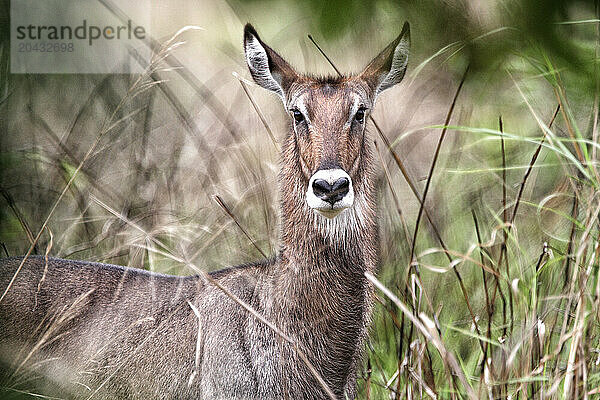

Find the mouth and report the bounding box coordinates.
[314,206,347,219]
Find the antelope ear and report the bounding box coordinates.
[360,22,410,98]
[244,24,298,102]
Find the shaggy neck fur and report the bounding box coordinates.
[270,127,378,396]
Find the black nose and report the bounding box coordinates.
[312,178,350,205]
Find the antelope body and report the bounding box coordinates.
[0,23,410,399]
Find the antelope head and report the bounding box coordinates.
[243,23,410,219]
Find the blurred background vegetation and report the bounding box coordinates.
[1,0,600,398]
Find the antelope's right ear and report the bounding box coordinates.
[244,24,297,102]
[360,22,410,99]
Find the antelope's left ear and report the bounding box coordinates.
[244,24,298,103]
[360,22,410,99]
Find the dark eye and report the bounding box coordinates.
[293,109,304,123]
[355,107,366,123]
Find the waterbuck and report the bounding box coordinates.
[0,22,410,399]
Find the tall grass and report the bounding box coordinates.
[363,19,600,400]
[1,1,600,398]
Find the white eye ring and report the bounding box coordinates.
[292,109,304,123]
[355,107,366,123]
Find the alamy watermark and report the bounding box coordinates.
[11,0,152,73]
